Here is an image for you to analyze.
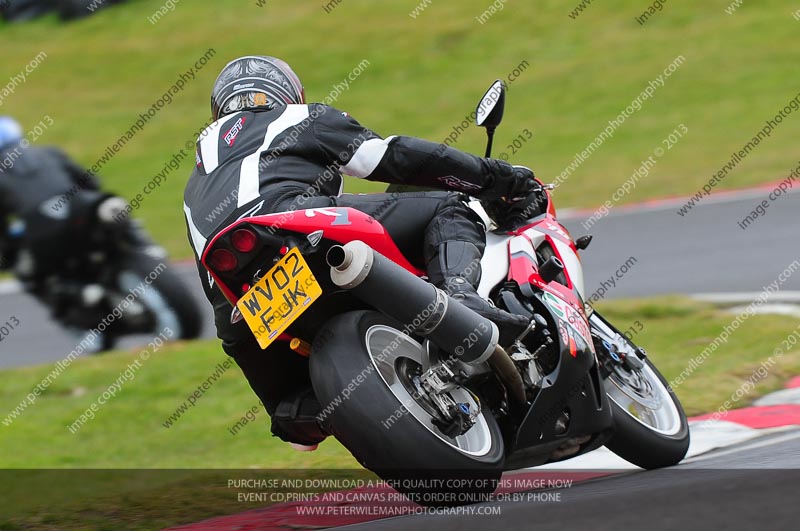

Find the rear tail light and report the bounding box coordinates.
[210,248,238,272]
[231,228,258,253]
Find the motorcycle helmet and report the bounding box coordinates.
[0,116,23,150]
[211,56,305,120]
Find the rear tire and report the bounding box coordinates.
[310,310,504,506]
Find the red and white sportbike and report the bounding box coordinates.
[202,81,689,504]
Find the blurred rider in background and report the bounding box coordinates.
[0,116,155,343]
[0,116,101,283]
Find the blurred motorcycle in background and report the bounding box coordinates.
[3,189,202,352]
[0,0,130,23]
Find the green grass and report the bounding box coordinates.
[0,296,798,529]
[0,339,357,469]
[2,1,798,258]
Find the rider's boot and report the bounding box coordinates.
[272,386,328,450]
[427,241,528,345]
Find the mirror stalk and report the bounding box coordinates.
[484,127,495,158]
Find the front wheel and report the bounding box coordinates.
[117,254,203,341]
[604,357,690,469]
[310,310,504,506]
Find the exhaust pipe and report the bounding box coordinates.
[326,241,498,364]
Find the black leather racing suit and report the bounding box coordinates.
[0,144,99,275]
[183,103,530,445]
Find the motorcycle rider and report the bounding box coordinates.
[184,56,541,450]
[0,116,147,339]
[0,116,101,279]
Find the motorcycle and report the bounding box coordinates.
[201,81,689,504]
[7,190,202,351]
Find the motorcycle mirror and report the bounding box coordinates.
[475,79,506,157]
[476,80,506,129]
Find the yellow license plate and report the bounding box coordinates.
[236,248,322,349]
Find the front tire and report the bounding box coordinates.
[119,254,203,341]
[604,358,690,469]
[310,310,504,505]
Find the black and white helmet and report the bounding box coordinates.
[211,56,305,120]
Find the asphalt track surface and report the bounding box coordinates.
[0,263,214,368]
[1,187,798,368]
[558,185,800,298]
[341,429,800,531]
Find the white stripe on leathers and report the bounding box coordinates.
[198,114,239,174]
[237,105,311,207]
[341,136,396,178]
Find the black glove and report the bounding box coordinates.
[477,159,537,203]
[484,184,548,230]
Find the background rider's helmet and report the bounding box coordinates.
[0,116,23,150]
[211,56,305,120]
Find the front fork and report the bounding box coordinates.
[587,308,646,374]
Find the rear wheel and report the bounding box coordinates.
[310,310,504,506]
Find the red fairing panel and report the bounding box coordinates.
[506,214,590,344]
[245,208,423,274]
[202,207,424,305]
